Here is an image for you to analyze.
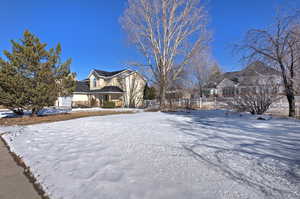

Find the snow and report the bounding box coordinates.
[0,110,300,199]
[0,110,11,118]
[37,108,71,116]
[0,109,31,118]
[71,107,143,113]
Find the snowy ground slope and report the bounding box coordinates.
[1,110,300,199]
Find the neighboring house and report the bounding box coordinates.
[204,62,283,98]
[71,69,146,108]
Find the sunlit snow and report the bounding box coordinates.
[1,110,299,199]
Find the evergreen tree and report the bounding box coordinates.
[0,59,29,115]
[143,83,156,100]
[0,30,75,115]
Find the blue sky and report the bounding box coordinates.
[0,0,298,80]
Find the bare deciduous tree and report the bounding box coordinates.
[189,51,221,97]
[237,11,300,117]
[228,79,281,115]
[120,0,210,109]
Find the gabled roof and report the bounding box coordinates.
[94,69,127,77]
[240,61,280,76]
[88,69,132,79]
[205,62,281,88]
[207,71,240,87]
[87,68,147,83]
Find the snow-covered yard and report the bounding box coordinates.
[0,110,299,199]
[71,107,143,113]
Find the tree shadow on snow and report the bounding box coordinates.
[165,110,300,198]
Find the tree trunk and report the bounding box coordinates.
[199,85,203,98]
[286,94,296,117]
[159,84,166,110]
[31,108,38,117]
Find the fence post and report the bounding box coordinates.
[200,97,202,109]
[214,97,217,109]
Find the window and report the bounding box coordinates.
[93,78,97,88]
[210,89,217,95]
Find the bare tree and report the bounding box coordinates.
[120,0,210,109]
[189,51,221,98]
[237,11,300,117]
[228,79,281,115]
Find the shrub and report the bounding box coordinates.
[102,101,116,108]
[90,98,98,107]
[73,103,90,108]
[227,82,280,115]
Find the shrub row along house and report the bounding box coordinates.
[66,69,146,108]
[204,62,284,98]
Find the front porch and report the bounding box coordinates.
[90,86,125,108]
[72,86,125,108]
[92,93,124,107]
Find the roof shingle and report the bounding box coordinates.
[74,81,124,93]
[74,81,90,92]
[94,69,127,77]
[90,86,124,93]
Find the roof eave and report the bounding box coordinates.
[87,69,97,79]
[89,69,132,79]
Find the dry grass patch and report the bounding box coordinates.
[0,111,134,126]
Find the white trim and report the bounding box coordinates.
[87,69,96,79]
[87,68,147,83]
[88,69,131,79]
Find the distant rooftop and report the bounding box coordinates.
[205,61,281,88]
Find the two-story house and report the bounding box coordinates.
[72,69,146,108]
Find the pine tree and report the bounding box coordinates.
[143,83,156,100]
[0,30,75,115]
[0,59,30,115]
